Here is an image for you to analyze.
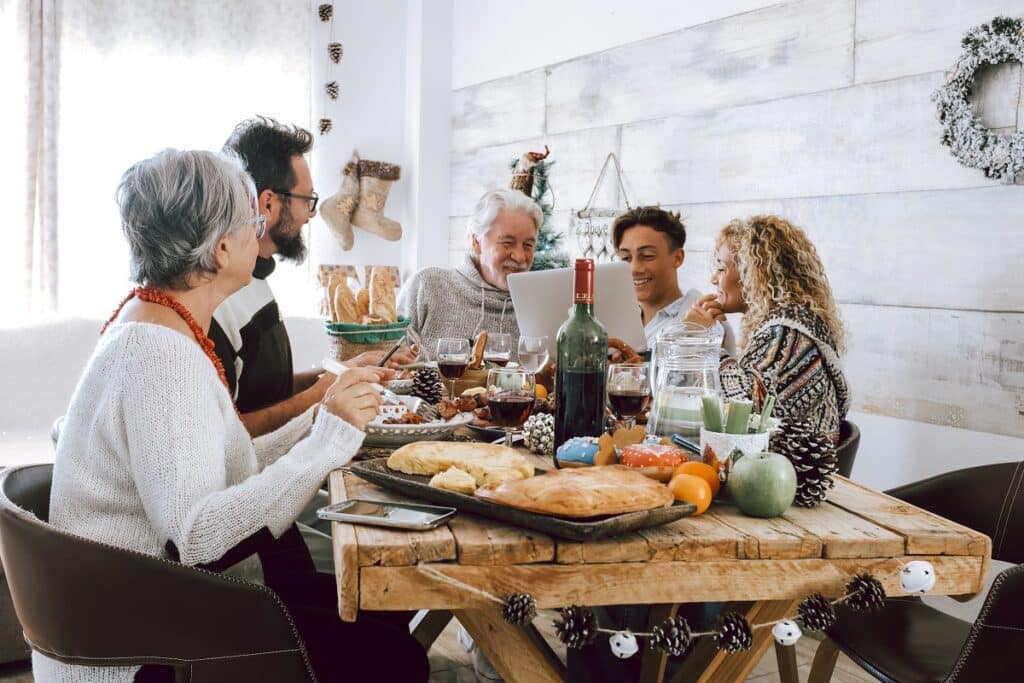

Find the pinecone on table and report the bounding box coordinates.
[523,413,554,455]
[771,420,837,507]
[411,367,444,404]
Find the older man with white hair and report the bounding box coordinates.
[398,188,543,352]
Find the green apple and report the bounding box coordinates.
[729,451,797,518]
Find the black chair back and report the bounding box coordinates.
[0,464,315,682]
[835,419,860,478]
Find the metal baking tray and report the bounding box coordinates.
[347,458,696,542]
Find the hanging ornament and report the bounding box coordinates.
[608,631,639,659]
[501,593,537,626]
[771,619,802,647]
[845,573,887,612]
[328,42,344,64]
[713,612,753,653]
[797,593,837,632]
[522,413,554,455]
[326,81,339,100]
[649,615,693,657]
[554,606,599,650]
[318,118,333,136]
[900,561,936,593]
[317,4,333,22]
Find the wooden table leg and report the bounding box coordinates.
[454,606,565,683]
[639,603,679,683]
[411,609,454,651]
[695,599,800,683]
[774,641,799,683]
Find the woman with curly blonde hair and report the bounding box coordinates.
[685,215,850,437]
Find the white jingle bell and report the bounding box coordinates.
[900,560,936,593]
[771,620,802,647]
[609,631,639,659]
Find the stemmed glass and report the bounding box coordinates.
[516,335,549,374]
[607,363,651,430]
[484,332,513,367]
[486,368,535,447]
[436,338,470,400]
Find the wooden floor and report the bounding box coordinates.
[0,610,875,682]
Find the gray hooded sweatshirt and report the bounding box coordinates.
[397,254,518,354]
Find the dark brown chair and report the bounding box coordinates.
[0,464,317,682]
[808,461,1024,683]
[835,419,860,478]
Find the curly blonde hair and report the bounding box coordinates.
[716,215,845,353]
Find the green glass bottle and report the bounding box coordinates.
[554,259,608,457]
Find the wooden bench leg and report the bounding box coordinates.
[808,637,841,683]
[411,609,453,651]
[454,606,565,683]
[774,641,799,683]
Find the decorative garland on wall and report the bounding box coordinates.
[418,560,938,660]
[317,4,343,135]
[931,16,1024,181]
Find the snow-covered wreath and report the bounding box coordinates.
[931,16,1024,181]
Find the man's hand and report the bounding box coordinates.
[321,366,390,430]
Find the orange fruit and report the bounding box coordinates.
[673,461,721,497]
[668,473,712,515]
[534,385,548,400]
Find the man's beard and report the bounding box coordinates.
[270,202,307,263]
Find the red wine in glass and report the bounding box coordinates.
[489,394,534,428]
[484,354,511,367]
[438,359,468,379]
[608,390,650,417]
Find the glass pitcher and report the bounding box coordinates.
[647,322,723,438]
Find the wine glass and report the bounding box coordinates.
[436,337,470,400]
[607,363,651,430]
[517,335,549,374]
[483,332,512,367]
[486,367,535,447]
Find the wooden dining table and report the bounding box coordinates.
[327,451,990,683]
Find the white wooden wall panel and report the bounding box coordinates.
[545,0,855,134]
[451,69,546,153]
[855,0,1024,84]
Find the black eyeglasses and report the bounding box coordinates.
[274,189,319,212]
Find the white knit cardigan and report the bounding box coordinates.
[33,322,363,682]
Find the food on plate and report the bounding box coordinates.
[555,436,600,468]
[436,399,462,420]
[619,444,689,481]
[475,465,674,518]
[387,441,534,486]
[667,473,712,515]
[610,425,647,449]
[428,466,477,495]
[369,266,397,323]
[469,331,487,370]
[382,412,426,425]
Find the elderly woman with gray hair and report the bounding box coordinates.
[40,149,429,682]
[398,188,543,353]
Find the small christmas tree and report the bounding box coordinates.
[510,148,569,271]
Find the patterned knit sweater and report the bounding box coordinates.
[33,322,364,682]
[720,305,851,438]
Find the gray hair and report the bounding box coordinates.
[118,149,256,289]
[465,189,543,243]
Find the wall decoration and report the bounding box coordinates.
[570,153,632,263]
[316,4,343,134]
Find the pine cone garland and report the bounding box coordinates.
[523,413,554,455]
[317,4,333,22]
[713,612,753,653]
[845,573,886,613]
[501,593,537,625]
[771,420,837,507]
[326,81,339,100]
[797,592,837,632]
[555,606,598,650]
[649,615,693,657]
[328,42,344,64]
[318,118,332,135]
[410,368,444,404]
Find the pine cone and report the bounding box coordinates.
[317,4,333,22]
[523,413,554,455]
[797,593,837,632]
[554,606,598,650]
[326,81,339,100]
[410,368,444,404]
[501,593,537,625]
[318,118,332,135]
[328,42,344,64]
[845,573,886,614]
[649,615,692,657]
[771,420,837,507]
[713,612,753,653]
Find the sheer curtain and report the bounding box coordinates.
[1,0,313,325]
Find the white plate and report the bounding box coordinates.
[363,411,473,448]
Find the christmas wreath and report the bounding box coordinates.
[931,16,1024,181]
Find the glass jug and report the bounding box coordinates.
[647,322,723,438]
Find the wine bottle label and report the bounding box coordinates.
[573,258,595,304]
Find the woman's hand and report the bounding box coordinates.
[320,366,390,430]
[684,294,727,328]
[348,346,418,369]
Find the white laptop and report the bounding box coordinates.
[508,261,647,360]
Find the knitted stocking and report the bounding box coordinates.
[321,155,360,251]
[351,160,402,241]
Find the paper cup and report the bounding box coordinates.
[700,422,777,499]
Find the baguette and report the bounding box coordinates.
[333,281,360,323]
[369,266,397,323]
[356,287,371,319]
[469,330,487,369]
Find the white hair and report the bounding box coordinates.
[465,189,543,243]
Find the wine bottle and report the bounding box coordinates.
[554,259,608,456]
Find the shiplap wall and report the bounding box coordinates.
[448,0,1024,439]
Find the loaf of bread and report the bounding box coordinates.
[333,281,360,323]
[387,441,534,486]
[474,465,674,518]
[469,330,487,369]
[429,467,478,495]
[356,287,370,318]
[369,266,397,323]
